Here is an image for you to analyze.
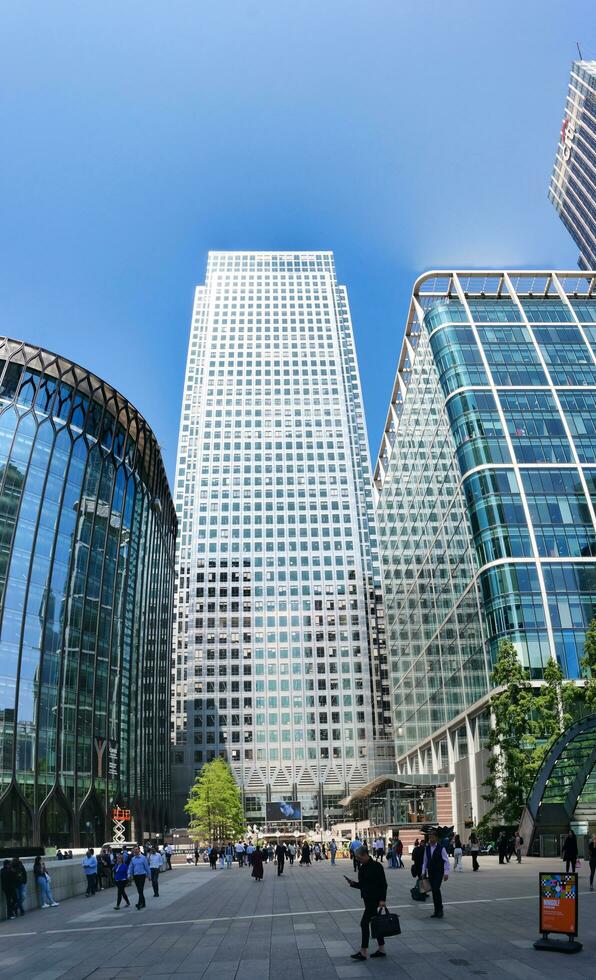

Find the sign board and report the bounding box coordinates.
[266,801,302,821]
[539,873,578,937]
[108,739,119,779]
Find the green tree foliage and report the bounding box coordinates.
[580,617,596,711]
[480,640,566,830]
[184,757,245,842]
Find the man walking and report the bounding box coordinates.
[514,832,522,864]
[330,839,338,866]
[235,841,245,867]
[422,828,450,918]
[345,845,388,960]
[275,841,286,876]
[349,835,361,872]
[149,847,163,897]
[164,843,173,870]
[129,845,151,909]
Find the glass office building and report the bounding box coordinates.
[0,338,176,847]
[549,60,596,270]
[374,271,596,831]
[172,251,391,827]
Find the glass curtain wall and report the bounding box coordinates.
[0,339,176,847]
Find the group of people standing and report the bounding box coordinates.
[82,843,171,910]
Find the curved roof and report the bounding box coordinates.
[526,713,596,822]
[0,335,175,522]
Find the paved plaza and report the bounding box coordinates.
[0,856,594,979]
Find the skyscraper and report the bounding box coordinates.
[374,271,596,832]
[549,60,596,270]
[171,251,391,827]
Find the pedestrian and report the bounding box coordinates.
[82,848,98,897]
[589,833,596,891]
[469,833,480,872]
[235,840,245,866]
[395,838,404,869]
[453,835,463,873]
[209,845,218,870]
[562,829,578,873]
[349,835,361,872]
[287,842,295,866]
[275,841,286,876]
[164,843,173,870]
[421,828,450,919]
[246,841,255,866]
[330,839,338,866]
[149,847,163,896]
[225,842,234,869]
[129,845,151,909]
[1,860,18,919]
[194,844,200,866]
[251,845,264,882]
[56,849,64,861]
[10,857,27,916]
[267,843,274,864]
[300,841,311,866]
[33,856,59,908]
[506,835,515,863]
[497,832,507,865]
[113,853,131,909]
[313,842,322,862]
[514,832,522,864]
[345,845,388,960]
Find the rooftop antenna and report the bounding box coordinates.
[576,42,583,60]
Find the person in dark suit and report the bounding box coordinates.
[345,845,388,960]
[562,829,578,873]
[422,829,450,918]
[275,842,286,876]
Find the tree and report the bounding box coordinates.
[184,757,245,842]
[580,617,596,711]
[480,640,564,830]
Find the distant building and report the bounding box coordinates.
[374,271,596,832]
[0,339,176,847]
[171,251,392,828]
[549,60,596,270]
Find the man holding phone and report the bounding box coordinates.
[344,845,388,960]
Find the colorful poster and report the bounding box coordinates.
[539,873,578,936]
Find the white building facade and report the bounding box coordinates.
[171,251,391,827]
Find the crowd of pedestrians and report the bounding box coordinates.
[80,843,170,910]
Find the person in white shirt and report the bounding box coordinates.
[164,843,173,870]
[148,847,164,897]
[421,829,450,918]
[235,841,245,867]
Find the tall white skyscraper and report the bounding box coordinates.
[171,251,391,827]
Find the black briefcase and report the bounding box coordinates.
[370,907,401,939]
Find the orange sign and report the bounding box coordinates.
[112,807,131,822]
[539,873,578,937]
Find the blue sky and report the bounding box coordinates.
[1,1,593,480]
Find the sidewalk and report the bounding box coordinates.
[0,856,594,978]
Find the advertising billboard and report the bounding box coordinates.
[266,801,302,822]
[539,873,578,937]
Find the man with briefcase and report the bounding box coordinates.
[345,844,400,960]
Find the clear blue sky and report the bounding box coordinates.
[1,1,593,480]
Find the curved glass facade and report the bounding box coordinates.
[0,338,176,847]
[375,272,596,829]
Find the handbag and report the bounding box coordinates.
[419,877,432,894]
[371,906,401,939]
[410,881,427,902]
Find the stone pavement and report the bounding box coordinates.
[0,855,594,979]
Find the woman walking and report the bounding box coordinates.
[251,845,264,882]
[113,853,131,909]
[33,856,59,908]
[209,845,218,870]
[300,841,311,866]
[453,835,463,873]
[469,833,480,872]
